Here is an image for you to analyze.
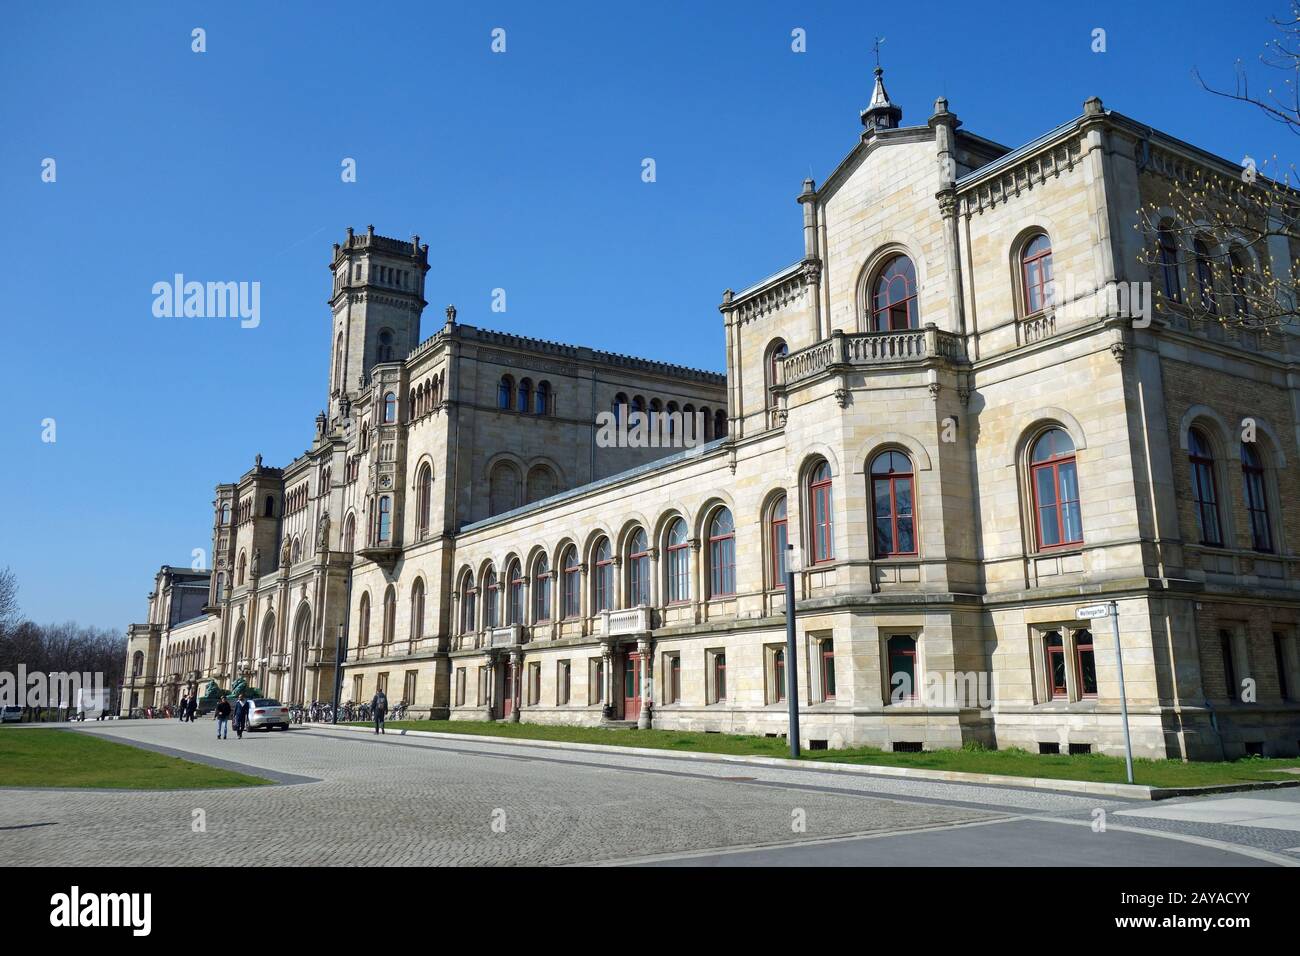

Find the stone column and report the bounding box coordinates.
[602,642,615,717]
[510,649,523,722]
[637,636,653,730]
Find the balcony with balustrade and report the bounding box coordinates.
[780,324,966,389]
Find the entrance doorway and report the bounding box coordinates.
[622,652,642,721]
[501,663,514,719]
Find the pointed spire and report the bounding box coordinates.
[861,65,902,132]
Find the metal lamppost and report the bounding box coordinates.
[784,544,801,758]
[332,623,346,724]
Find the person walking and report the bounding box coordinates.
[371,687,388,734]
[215,696,231,739]
[186,695,198,722]
[233,692,251,739]
[177,694,188,720]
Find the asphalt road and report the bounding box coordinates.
[2,721,1297,867]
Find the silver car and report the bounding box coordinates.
[247,698,291,731]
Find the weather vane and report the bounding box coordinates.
[872,36,886,69]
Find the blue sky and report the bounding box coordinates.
[0,0,1289,630]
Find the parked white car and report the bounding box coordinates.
[247,699,290,732]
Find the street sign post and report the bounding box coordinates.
[784,544,801,759]
[1078,601,1133,783]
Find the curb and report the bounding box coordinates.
[309,723,1300,800]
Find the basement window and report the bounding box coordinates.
[892,741,923,753]
[1038,742,1061,755]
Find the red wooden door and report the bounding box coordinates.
[623,653,641,721]
[502,664,514,719]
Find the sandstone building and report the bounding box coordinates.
[120,71,1300,759]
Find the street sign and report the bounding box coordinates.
[1075,604,1110,620]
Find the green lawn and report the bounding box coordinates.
[353,719,1300,789]
[0,729,272,790]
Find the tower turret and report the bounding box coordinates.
[327,225,430,418]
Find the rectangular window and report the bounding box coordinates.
[667,545,690,603]
[528,662,541,706]
[558,660,571,705]
[887,635,917,702]
[589,658,605,705]
[1045,631,1067,700]
[403,670,418,706]
[664,652,681,704]
[377,672,389,695]
[352,674,363,702]
[707,650,727,704]
[771,514,788,587]
[821,638,836,701]
[477,666,487,707]
[771,646,786,704]
[1221,630,1238,702]
[1275,633,1291,701]
[1075,629,1097,698]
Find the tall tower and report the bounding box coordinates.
[327,225,430,418]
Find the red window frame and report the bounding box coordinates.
[821,640,836,700]
[1074,629,1097,699]
[594,540,613,612]
[562,549,580,619]
[1030,432,1082,551]
[508,562,525,625]
[666,520,690,604]
[770,497,789,588]
[628,531,650,607]
[809,463,834,564]
[714,653,727,702]
[533,560,551,623]
[871,255,918,331]
[773,648,786,703]
[1045,631,1067,700]
[708,510,736,598]
[870,452,916,557]
[1021,234,1053,314]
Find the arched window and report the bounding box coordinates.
[237,551,247,585]
[1194,239,1216,313]
[290,537,301,564]
[1188,428,1222,547]
[483,567,499,629]
[666,401,680,441]
[613,393,628,425]
[410,579,425,642]
[1230,249,1251,317]
[714,408,728,439]
[562,547,581,619]
[382,586,396,644]
[526,465,556,504]
[343,513,356,552]
[701,406,712,441]
[131,651,144,678]
[1030,428,1083,549]
[219,503,230,525]
[264,495,275,517]
[535,381,551,415]
[334,333,345,392]
[517,378,533,414]
[594,537,614,612]
[1241,443,1272,552]
[1021,233,1053,314]
[459,574,476,635]
[766,341,788,409]
[870,451,916,557]
[871,255,918,331]
[708,508,736,597]
[383,392,397,423]
[628,529,650,606]
[809,461,834,564]
[358,592,371,647]
[498,375,514,410]
[1157,228,1182,304]
[377,328,395,362]
[376,496,392,543]
[769,495,788,587]
[533,556,552,623]
[666,518,690,604]
[416,464,433,538]
[508,561,525,625]
[489,462,520,516]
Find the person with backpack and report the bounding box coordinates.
[371,688,388,734]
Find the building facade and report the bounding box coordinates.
[122,72,1300,760]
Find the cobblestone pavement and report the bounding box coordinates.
[2,722,1295,866]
